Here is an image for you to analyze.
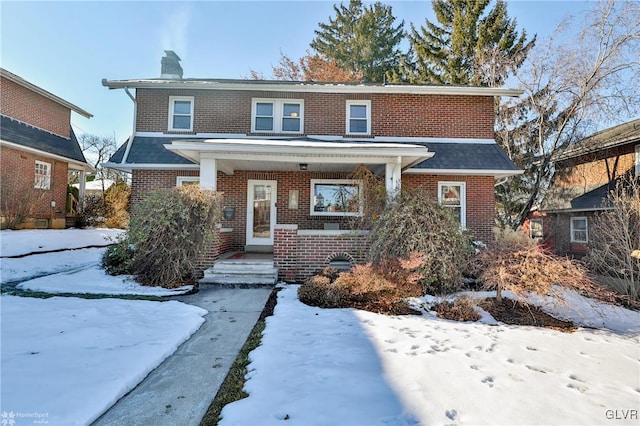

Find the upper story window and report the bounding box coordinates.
[310,179,363,216]
[438,182,466,228]
[252,99,303,133]
[346,100,371,135]
[34,160,51,190]
[168,96,194,131]
[570,216,588,243]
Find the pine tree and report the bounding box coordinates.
[310,0,404,83]
[395,0,534,86]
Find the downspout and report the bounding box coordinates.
[120,86,137,165]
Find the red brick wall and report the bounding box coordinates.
[0,146,68,224]
[194,229,234,273]
[135,88,495,139]
[131,169,497,244]
[403,174,496,242]
[274,226,370,281]
[0,78,71,138]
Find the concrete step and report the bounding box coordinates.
[199,273,277,286]
[211,262,276,274]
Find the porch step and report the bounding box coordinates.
[199,259,277,287]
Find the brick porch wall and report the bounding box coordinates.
[194,228,234,275]
[274,225,370,282]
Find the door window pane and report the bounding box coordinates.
[253,185,272,238]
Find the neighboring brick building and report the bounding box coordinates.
[103,51,522,279]
[1,68,93,229]
[530,119,640,256]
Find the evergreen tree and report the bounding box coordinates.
[396,0,534,86]
[310,0,404,83]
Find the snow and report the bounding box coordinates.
[220,285,640,426]
[1,228,123,257]
[1,228,193,296]
[1,295,207,425]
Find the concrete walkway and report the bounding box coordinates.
[93,286,273,426]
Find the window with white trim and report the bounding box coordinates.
[346,100,371,135]
[168,96,194,131]
[570,216,588,243]
[251,99,303,133]
[529,218,544,239]
[310,179,363,216]
[34,160,51,190]
[438,182,466,228]
[635,144,639,175]
[176,176,200,187]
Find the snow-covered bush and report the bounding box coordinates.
[368,188,474,295]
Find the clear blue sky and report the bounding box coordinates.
[1,1,592,143]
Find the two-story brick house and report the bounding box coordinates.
[0,68,93,229]
[103,52,522,281]
[530,119,640,256]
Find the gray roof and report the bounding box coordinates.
[411,142,519,171]
[1,115,88,164]
[107,136,519,173]
[570,169,637,211]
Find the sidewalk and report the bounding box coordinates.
[92,286,273,426]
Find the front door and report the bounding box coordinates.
[246,180,277,246]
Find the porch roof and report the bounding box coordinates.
[163,138,433,173]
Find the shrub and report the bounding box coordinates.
[297,263,423,315]
[434,296,481,322]
[585,176,640,300]
[368,188,474,295]
[102,236,134,276]
[127,185,221,287]
[475,239,598,303]
[104,182,130,228]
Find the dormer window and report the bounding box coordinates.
[346,100,371,135]
[168,96,193,131]
[251,99,303,133]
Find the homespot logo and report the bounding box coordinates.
[1,411,49,425]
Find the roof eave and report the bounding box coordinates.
[2,68,93,118]
[101,78,523,97]
[404,168,524,178]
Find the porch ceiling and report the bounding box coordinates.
[164,138,433,174]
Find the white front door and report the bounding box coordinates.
[246,180,277,246]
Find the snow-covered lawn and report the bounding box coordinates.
[1,228,123,257]
[1,295,207,425]
[1,229,193,296]
[220,285,640,426]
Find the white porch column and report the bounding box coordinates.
[385,156,402,197]
[200,157,217,190]
[78,171,86,210]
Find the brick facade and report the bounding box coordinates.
[135,88,494,139]
[0,145,68,228]
[0,77,71,138]
[403,174,496,242]
[274,225,370,281]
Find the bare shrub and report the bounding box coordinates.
[298,262,423,315]
[346,164,386,230]
[128,186,221,287]
[78,194,106,227]
[434,296,481,322]
[104,182,130,228]
[476,239,598,303]
[585,176,640,300]
[368,188,474,295]
[0,174,47,229]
